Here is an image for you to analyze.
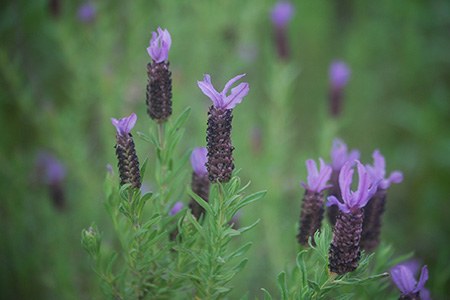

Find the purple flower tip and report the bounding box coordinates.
[111,113,137,137]
[197,74,249,109]
[327,160,378,213]
[366,149,403,190]
[391,263,429,297]
[36,152,66,185]
[271,1,294,28]
[169,201,184,216]
[329,60,351,89]
[301,158,332,193]
[330,138,360,171]
[191,147,208,176]
[147,27,171,63]
[77,3,96,23]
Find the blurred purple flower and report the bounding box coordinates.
[111,113,137,137]
[147,27,171,63]
[197,74,249,110]
[301,158,332,193]
[329,60,351,89]
[391,263,430,300]
[330,138,360,171]
[271,1,294,28]
[191,147,208,176]
[36,152,66,185]
[366,150,403,190]
[327,161,378,213]
[169,201,184,216]
[77,2,96,23]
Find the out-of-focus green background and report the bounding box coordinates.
[1,0,449,299]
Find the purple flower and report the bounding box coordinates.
[36,152,66,185]
[327,161,378,214]
[111,113,137,137]
[197,74,249,110]
[191,147,208,176]
[330,138,360,171]
[271,1,294,28]
[391,263,430,299]
[329,61,351,90]
[169,201,184,216]
[301,158,332,193]
[366,150,403,190]
[147,27,171,63]
[77,2,96,23]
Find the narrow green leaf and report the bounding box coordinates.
[235,190,266,211]
[261,288,273,300]
[169,107,191,136]
[187,188,214,216]
[140,157,149,181]
[237,219,260,234]
[296,250,308,287]
[277,271,288,300]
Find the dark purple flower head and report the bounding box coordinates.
[147,27,171,63]
[327,160,378,213]
[111,113,137,138]
[77,2,96,23]
[329,61,351,89]
[271,1,294,28]
[391,263,430,299]
[197,74,249,110]
[169,201,184,216]
[330,138,360,171]
[301,158,332,193]
[36,152,66,185]
[191,147,208,176]
[366,150,403,190]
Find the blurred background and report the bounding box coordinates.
[1,0,449,299]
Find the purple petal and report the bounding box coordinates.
[414,266,429,293]
[147,27,171,63]
[190,147,208,176]
[222,73,246,95]
[420,288,432,300]
[111,113,137,137]
[327,195,349,214]
[169,201,184,216]
[224,82,249,109]
[271,1,294,28]
[330,138,360,171]
[353,161,371,208]
[338,160,355,203]
[197,74,222,107]
[391,265,417,294]
[380,171,403,189]
[329,60,351,89]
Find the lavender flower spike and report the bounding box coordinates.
[361,149,403,251]
[327,161,378,274]
[329,61,351,117]
[327,160,378,214]
[199,74,249,182]
[189,147,210,219]
[146,27,173,123]
[297,158,332,246]
[327,138,360,225]
[301,158,332,193]
[111,113,141,189]
[147,27,171,63]
[197,74,249,110]
[366,149,403,190]
[391,263,430,300]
